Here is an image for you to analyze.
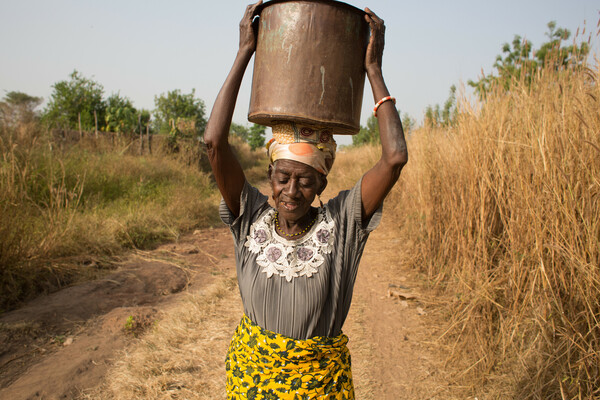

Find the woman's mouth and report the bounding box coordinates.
[280,201,299,211]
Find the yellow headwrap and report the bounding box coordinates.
[267,122,337,176]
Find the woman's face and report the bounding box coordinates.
[269,159,326,222]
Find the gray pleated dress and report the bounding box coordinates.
[220,178,381,340]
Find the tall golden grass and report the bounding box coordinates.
[385,59,600,397]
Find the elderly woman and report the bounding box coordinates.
[204,1,407,398]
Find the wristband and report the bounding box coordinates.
[373,96,396,117]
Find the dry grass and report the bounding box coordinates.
[322,145,381,199]
[0,125,269,311]
[384,60,600,398]
[82,276,243,400]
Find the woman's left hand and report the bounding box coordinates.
[364,7,385,74]
[239,1,263,54]
[360,7,407,222]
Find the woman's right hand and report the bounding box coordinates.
[364,7,385,76]
[239,1,263,54]
[205,1,263,217]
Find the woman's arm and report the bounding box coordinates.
[204,1,263,218]
[360,7,408,220]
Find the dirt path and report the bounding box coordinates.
[344,220,452,399]
[0,228,233,399]
[1,222,452,399]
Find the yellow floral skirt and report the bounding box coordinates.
[226,315,354,399]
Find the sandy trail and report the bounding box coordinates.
[344,221,452,399]
[0,221,451,399]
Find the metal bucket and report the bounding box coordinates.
[248,0,369,135]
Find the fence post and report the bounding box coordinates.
[139,114,143,155]
[147,125,152,154]
[94,110,98,139]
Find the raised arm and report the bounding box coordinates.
[204,1,263,217]
[360,7,408,220]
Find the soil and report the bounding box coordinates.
[0,222,453,399]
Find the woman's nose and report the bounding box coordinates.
[285,179,299,197]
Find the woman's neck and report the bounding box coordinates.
[275,208,317,239]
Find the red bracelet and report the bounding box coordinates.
[373,96,396,117]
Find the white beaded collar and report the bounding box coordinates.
[244,207,335,282]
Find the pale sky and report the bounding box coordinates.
[1,0,598,145]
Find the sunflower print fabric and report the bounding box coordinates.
[226,315,354,399]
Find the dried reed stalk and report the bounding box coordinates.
[387,58,600,398]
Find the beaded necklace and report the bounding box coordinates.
[274,211,318,238]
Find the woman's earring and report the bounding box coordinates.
[318,194,323,208]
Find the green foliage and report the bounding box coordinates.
[352,115,380,146]
[401,112,416,135]
[135,109,152,135]
[0,91,43,127]
[352,110,411,146]
[105,93,137,135]
[124,315,135,332]
[42,70,106,131]
[230,122,250,141]
[153,89,206,137]
[469,21,590,95]
[247,123,266,150]
[425,85,457,128]
[0,136,221,309]
[3,91,42,107]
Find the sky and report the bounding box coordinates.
[1,0,598,145]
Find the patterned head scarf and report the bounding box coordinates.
[267,122,337,176]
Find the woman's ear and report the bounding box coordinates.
[318,175,328,195]
[267,163,274,180]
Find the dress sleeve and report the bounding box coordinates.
[327,176,382,239]
[219,181,269,243]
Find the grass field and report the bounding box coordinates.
[0,127,266,312]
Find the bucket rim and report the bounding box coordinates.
[257,0,366,17]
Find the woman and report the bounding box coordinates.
[204,1,407,398]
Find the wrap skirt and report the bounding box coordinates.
[226,315,354,399]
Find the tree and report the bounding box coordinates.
[230,122,250,142]
[352,109,413,146]
[0,91,43,127]
[104,93,137,134]
[352,114,379,146]
[424,85,457,128]
[247,124,266,150]
[401,112,416,135]
[153,89,206,138]
[42,70,105,131]
[135,109,152,135]
[469,21,590,95]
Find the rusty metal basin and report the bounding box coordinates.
[248,0,369,135]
